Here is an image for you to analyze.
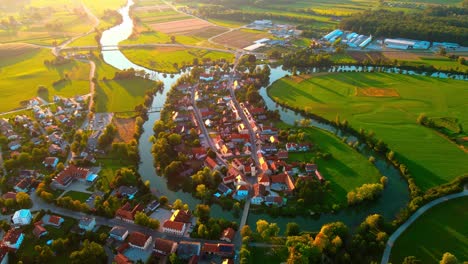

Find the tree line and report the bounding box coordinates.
[340,8,468,46]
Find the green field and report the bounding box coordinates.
[280,123,382,206]
[0,47,90,112]
[269,73,468,191]
[402,57,468,72]
[62,190,91,202]
[92,57,156,113]
[121,47,234,73]
[391,196,468,263]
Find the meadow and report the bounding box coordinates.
[0,46,90,112]
[279,123,382,207]
[91,56,156,113]
[268,73,468,191]
[121,47,234,73]
[390,196,468,263]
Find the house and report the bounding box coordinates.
[220,227,236,243]
[170,210,192,223]
[12,209,32,226]
[230,133,250,143]
[277,151,289,160]
[251,183,266,205]
[115,202,144,222]
[177,241,201,260]
[46,215,64,227]
[116,186,138,199]
[114,253,133,264]
[8,141,21,151]
[110,226,129,241]
[191,147,207,160]
[153,238,178,256]
[270,173,295,193]
[128,232,152,250]
[43,157,59,168]
[48,144,62,155]
[1,192,16,201]
[52,165,92,189]
[202,243,234,257]
[162,220,186,236]
[234,185,249,200]
[14,178,31,193]
[231,159,245,173]
[258,173,270,187]
[79,217,96,231]
[217,183,232,196]
[265,196,284,206]
[199,72,214,82]
[204,157,220,171]
[2,229,24,249]
[146,200,160,212]
[305,163,317,174]
[285,143,298,152]
[33,224,48,238]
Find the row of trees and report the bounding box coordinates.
[340,9,468,46]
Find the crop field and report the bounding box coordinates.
[0,46,90,112]
[390,196,468,263]
[113,117,136,143]
[279,123,382,207]
[212,29,272,49]
[0,0,96,45]
[149,18,214,35]
[269,73,468,191]
[121,47,234,73]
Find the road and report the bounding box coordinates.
[27,192,226,245]
[190,84,227,167]
[380,189,468,264]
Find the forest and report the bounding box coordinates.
[340,7,468,45]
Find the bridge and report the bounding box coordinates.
[114,106,163,114]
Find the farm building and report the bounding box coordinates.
[432,42,460,49]
[345,34,373,48]
[323,29,343,42]
[384,38,430,50]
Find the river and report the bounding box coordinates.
[100,0,410,231]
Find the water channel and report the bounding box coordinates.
[99,0,418,231]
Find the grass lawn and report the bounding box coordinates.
[92,57,157,113]
[96,158,136,192]
[279,123,381,206]
[403,57,468,72]
[0,48,90,112]
[390,196,468,263]
[268,73,468,191]
[121,47,234,73]
[62,190,91,202]
[15,215,77,263]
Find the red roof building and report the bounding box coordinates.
[162,220,186,236]
[220,227,236,243]
[204,157,219,170]
[52,165,90,188]
[114,253,133,264]
[128,232,152,250]
[115,202,144,222]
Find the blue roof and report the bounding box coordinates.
[19,209,31,217]
[86,173,98,182]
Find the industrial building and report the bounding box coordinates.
[384,38,430,50]
[323,29,343,43]
[322,29,372,48]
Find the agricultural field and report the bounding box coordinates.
[268,73,468,191]
[211,29,272,49]
[121,47,234,73]
[390,196,468,263]
[112,117,136,143]
[91,57,156,113]
[0,0,96,45]
[279,123,382,207]
[383,51,468,71]
[0,45,90,112]
[124,0,229,48]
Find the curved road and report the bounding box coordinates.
[380,189,468,264]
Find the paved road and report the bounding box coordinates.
[380,189,468,264]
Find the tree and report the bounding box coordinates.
[16,192,32,208]
[170,35,176,43]
[286,222,301,236]
[196,184,209,201]
[69,240,106,264]
[440,252,458,264]
[172,199,183,209]
[241,225,252,238]
[159,196,168,206]
[194,204,210,223]
[403,256,421,264]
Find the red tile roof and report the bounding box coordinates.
[128,232,150,248]
[202,243,219,253]
[154,238,176,255]
[54,165,89,185]
[2,192,16,200]
[163,220,185,231]
[43,157,58,166]
[170,210,191,223]
[3,229,22,244]
[221,227,235,242]
[48,215,62,226]
[204,157,218,170]
[114,253,133,264]
[33,225,47,238]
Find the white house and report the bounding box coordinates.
[79,217,96,231]
[12,209,32,226]
[128,232,153,250]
